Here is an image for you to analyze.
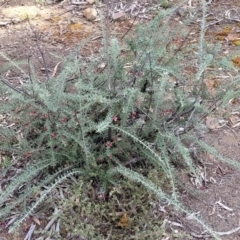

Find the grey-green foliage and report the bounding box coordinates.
[110,165,221,240]
[0,0,238,238]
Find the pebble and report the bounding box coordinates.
[83,8,97,21]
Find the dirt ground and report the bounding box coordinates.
[1,0,240,239]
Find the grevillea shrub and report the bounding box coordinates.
[0,1,239,238]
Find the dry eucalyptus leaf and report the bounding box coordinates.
[229,113,240,128]
[231,56,240,67]
[32,216,41,226]
[117,212,131,228]
[232,39,240,46]
[204,78,220,93]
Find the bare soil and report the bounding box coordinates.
[1,0,240,239]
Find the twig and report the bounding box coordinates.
[215,226,240,236]
[52,61,62,78]
[166,27,193,65]
[224,125,239,139]
[205,18,224,29]
[24,223,36,240]
[120,5,143,41]
[1,77,31,96]
[185,105,197,129]
[44,208,60,231]
[225,9,240,22]
[138,52,154,134]
[26,18,50,82]
[215,199,233,212]
[123,157,143,166]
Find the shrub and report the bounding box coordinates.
[0,0,239,238]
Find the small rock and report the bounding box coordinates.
[86,0,95,4]
[97,62,106,70]
[83,8,97,21]
[206,116,219,130]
